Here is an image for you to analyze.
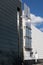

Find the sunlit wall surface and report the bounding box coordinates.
[32,24,43,59]
[22,4,32,60]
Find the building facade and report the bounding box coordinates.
[0,0,23,65]
[22,6,43,63]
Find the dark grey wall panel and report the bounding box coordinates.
[0,0,22,65]
[0,0,18,50]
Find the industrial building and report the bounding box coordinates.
[23,13,43,64]
[22,4,43,64]
[1,0,43,65]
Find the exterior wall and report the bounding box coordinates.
[32,24,43,59]
[0,0,22,65]
[22,18,43,60]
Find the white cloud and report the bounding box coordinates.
[30,14,43,32]
[40,28,43,32]
[30,14,43,23]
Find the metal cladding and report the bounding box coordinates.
[0,0,22,65]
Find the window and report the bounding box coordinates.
[24,26,31,37]
[24,25,32,50]
[25,22,31,28]
[26,28,31,37]
[24,36,32,48]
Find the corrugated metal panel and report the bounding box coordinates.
[0,0,22,64]
[0,0,18,51]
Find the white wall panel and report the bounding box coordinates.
[32,24,43,59]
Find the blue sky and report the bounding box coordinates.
[22,0,43,32]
